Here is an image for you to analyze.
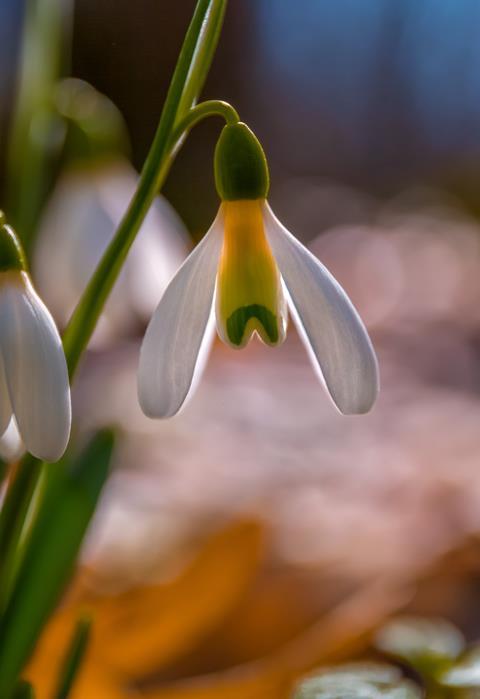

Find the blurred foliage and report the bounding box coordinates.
[21,521,480,699]
[52,615,92,699]
[0,430,115,697]
[23,518,405,698]
[294,617,480,699]
[12,680,35,699]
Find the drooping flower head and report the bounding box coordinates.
[0,213,71,461]
[138,123,379,418]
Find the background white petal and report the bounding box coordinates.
[263,203,379,414]
[138,213,223,418]
[0,275,71,461]
[34,161,189,343]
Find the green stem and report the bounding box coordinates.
[170,100,239,146]
[175,0,228,117]
[62,0,228,377]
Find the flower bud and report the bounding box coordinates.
[214,122,269,201]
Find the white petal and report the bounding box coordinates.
[263,203,379,414]
[0,274,71,461]
[138,212,223,418]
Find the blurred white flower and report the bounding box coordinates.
[34,159,190,344]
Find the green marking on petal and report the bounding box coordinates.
[226,304,279,346]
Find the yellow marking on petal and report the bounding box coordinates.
[216,200,287,348]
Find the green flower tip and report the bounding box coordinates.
[0,215,27,272]
[214,122,270,201]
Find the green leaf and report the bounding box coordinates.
[293,663,421,699]
[12,680,35,699]
[375,617,465,678]
[0,430,114,698]
[52,615,92,699]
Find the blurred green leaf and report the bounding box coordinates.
[0,455,41,614]
[12,679,35,699]
[52,615,92,699]
[293,663,421,699]
[6,0,73,250]
[375,617,465,678]
[0,430,115,698]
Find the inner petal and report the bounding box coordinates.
[216,200,287,348]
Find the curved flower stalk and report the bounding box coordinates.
[138,123,379,418]
[34,159,189,344]
[0,214,71,462]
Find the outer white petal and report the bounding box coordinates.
[0,274,71,461]
[138,212,223,418]
[263,203,379,414]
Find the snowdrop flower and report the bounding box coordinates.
[138,123,379,418]
[0,214,71,461]
[34,160,189,343]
